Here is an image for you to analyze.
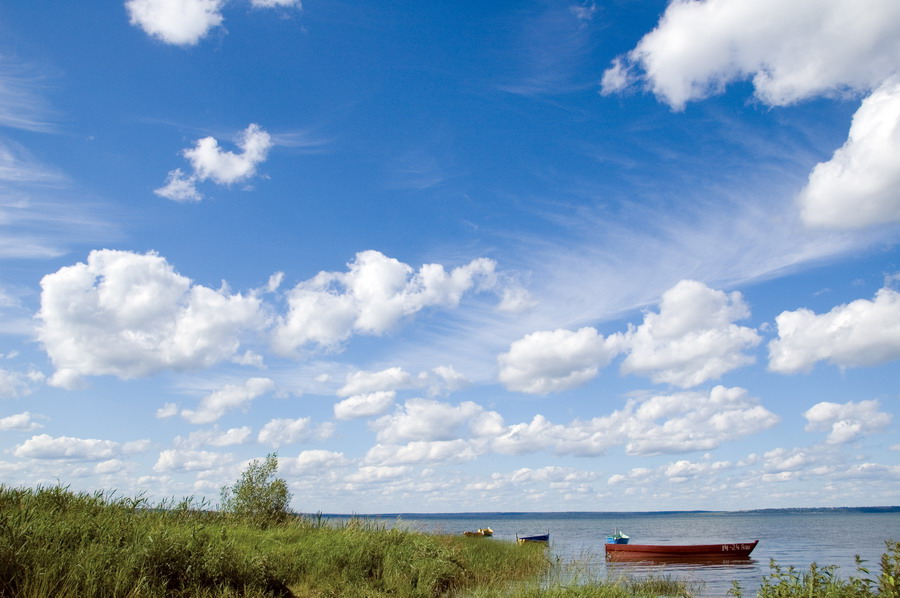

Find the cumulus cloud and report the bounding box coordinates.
[156,402,178,418]
[345,465,411,484]
[364,439,479,466]
[338,367,413,396]
[799,80,900,229]
[0,412,43,431]
[257,417,334,448]
[126,0,225,46]
[36,250,267,389]
[804,399,892,443]
[768,287,900,373]
[334,390,396,420]
[601,0,900,109]
[14,434,122,460]
[153,448,231,472]
[174,426,253,448]
[272,251,500,352]
[181,378,276,424]
[126,0,301,46]
[620,280,761,388]
[156,124,273,201]
[498,327,624,394]
[492,386,778,457]
[371,398,501,444]
[283,449,346,475]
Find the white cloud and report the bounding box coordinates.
[251,0,300,6]
[601,0,900,109]
[345,465,411,484]
[799,80,900,229]
[419,365,469,397]
[768,287,900,373]
[804,400,892,444]
[272,251,499,352]
[153,448,231,472]
[337,365,467,400]
[13,434,121,461]
[174,426,253,448]
[156,402,178,418]
[95,459,128,475]
[620,280,761,388]
[155,169,201,202]
[664,459,730,484]
[492,386,778,457]
[0,412,42,431]
[370,398,498,444]
[334,390,396,420]
[498,327,623,394]
[36,250,267,388]
[156,124,273,201]
[622,386,778,456]
[257,417,334,448]
[337,367,413,396]
[0,368,44,398]
[126,0,225,46]
[181,378,275,424]
[283,449,346,475]
[364,439,479,466]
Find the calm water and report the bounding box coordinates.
[326,510,900,597]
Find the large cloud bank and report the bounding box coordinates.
[36,249,267,389]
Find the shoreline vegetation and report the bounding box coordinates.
[2,484,898,597]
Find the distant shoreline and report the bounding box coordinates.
[312,506,900,518]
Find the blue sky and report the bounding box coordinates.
[1,0,899,513]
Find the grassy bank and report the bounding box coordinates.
[1,484,898,597]
[0,484,551,597]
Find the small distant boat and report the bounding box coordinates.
[605,540,759,560]
[516,533,549,544]
[606,529,629,544]
[463,527,494,537]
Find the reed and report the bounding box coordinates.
[0,484,548,598]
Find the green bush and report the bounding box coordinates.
[220,453,292,528]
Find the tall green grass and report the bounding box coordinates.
[727,541,900,598]
[0,484,548,597]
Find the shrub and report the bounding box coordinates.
[220,453,292,528]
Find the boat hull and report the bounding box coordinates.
[517,534,549,544]
[605,540,758,560]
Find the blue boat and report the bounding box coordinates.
[517,533,550,544]
[606,529,629,544]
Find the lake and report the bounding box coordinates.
[323,510,900,596]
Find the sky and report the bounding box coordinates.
[1,0,899,514]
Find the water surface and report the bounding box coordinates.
[324,510,900,596]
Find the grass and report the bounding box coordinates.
[2,483,898,597]
[0,484,549,598]
[726,541,900,598]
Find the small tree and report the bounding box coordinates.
[220,452,292,527]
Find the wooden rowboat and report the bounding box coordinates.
[516,533,549,544]
[463,527,494,537]
[605,540,758,560]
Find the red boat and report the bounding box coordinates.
[605,540,759,561]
